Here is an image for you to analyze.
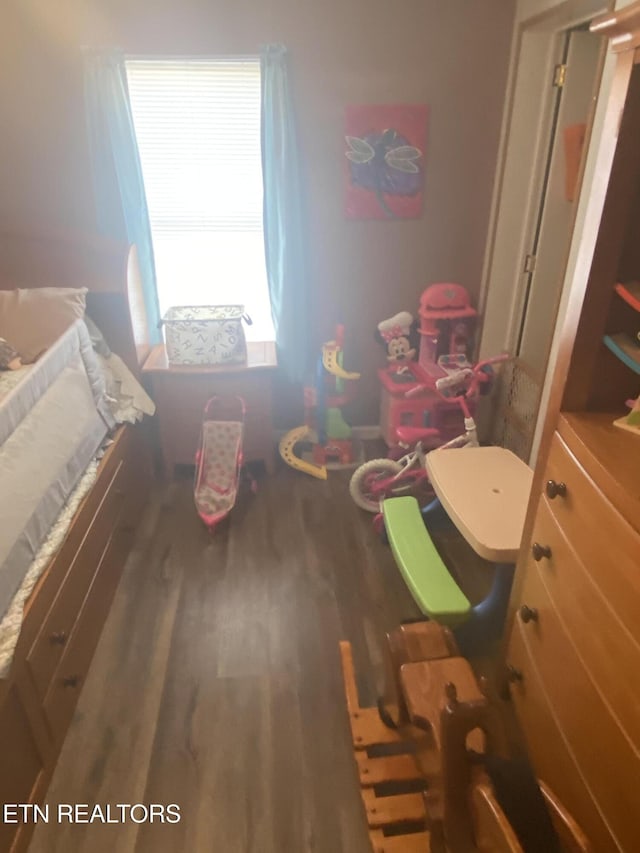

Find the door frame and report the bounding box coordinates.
[477,0,612,461]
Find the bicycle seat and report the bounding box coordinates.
[395,426,440,446]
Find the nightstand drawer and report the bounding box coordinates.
[154,371,272,412]
[145,345,276,476]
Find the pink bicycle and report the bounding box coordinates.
[348,354,509,513]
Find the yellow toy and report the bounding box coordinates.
[279,425,328,480]
[280,326,360,479]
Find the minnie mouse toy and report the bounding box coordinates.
[375,311,418,364]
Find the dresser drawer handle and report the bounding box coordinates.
[506,665,524,684]
[545,479,566,500]
[62,675,81,689]
[519,605,538,624]
[49,631,67,646]
[532,542,552,561]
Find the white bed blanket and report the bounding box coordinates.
[99,352,155,424]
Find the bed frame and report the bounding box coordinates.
[0,231,152,853]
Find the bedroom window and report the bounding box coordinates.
[126,58,273,341]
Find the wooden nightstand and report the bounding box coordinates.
[142,342,278,478]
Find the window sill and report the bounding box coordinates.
[142,341,277,374]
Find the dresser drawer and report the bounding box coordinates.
[515,562,640,852]
[43,526,131,742]
[26,458,127,702]
[540,432,640,646]
[507,622,617,853]
[528,500,640,749]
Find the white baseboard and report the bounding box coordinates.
[351,425,382,441]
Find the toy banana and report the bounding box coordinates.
[279,426,328,480]
[322,343,360,381]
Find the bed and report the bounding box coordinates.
[0,319,115,623]
[0,231,153,853]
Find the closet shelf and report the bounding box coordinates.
[615,281,640,312]
[603,332,640,375]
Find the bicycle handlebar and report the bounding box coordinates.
[405,352,510,401]
[471,352,511,374]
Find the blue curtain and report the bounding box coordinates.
[83,49,161,342]
[261,44,310,384]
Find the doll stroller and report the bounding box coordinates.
[194,395,247,532]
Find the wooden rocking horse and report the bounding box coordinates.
[340,622,591,852]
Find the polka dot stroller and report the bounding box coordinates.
[194,395,247,531]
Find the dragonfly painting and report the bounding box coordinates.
[344,104,428,220]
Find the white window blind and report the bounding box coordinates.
[126,58,273,341]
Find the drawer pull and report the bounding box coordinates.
[49,631,67,646]
[545,479,566,499]
[62,675,81,689]
[506,665,524,684]
[532,542,552,561]
[519,605,538,624]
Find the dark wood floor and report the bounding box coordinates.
[29,461,498,853]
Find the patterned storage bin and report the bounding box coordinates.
[161,305,249,366]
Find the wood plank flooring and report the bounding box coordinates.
[29,462,495,853]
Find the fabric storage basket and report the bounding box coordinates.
[161,305,249,366]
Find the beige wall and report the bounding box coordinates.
[2,0,514,423]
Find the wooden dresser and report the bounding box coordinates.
[142,341,277,477]
[505,7,640,852]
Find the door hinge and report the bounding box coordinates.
[524,254,537,274]
[553,64,567,88]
